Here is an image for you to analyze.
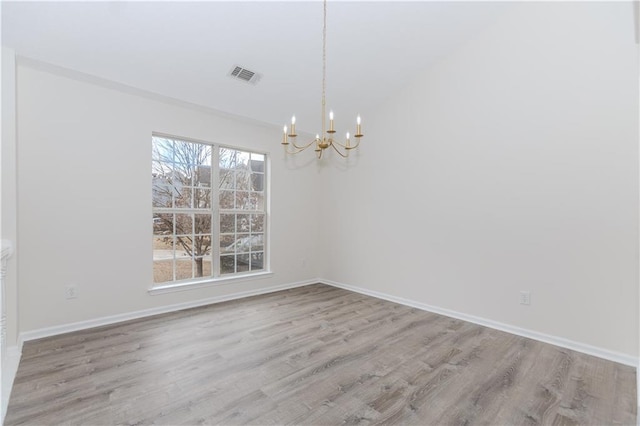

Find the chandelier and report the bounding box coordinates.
[281,0,363,159]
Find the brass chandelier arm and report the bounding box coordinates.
[290,138,317,151]
[331,137,362,151]
[283,145,310,155]
[282,136,319,154]
[329,142,349,158]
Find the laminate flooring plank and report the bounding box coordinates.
[5,284,636,426]
[425,335,536,425]
[360,328,515,424]
[258,309,436,405]
[613,362,638,424]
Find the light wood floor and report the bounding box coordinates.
[5,284,637,425]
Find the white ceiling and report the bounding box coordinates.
[1,1,512,135]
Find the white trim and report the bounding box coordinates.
[148,272,274,295]
[321,279,638,368]
[636,1,640,413]
[634,0,639,45]
[20,279,316,343]
[2,343,22,422]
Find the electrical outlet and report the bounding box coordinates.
[65,285,78,299]
[519,291,531,305]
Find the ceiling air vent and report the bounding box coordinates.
[228,65,261,85]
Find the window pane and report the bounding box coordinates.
[174,186,193,208]
[220,214,235,233]
[220,254,235,274]
[153,214,173,235]
[175,236,193,258]
[220,235,235,251]
[193,235,211,256]
[173,140,191,164]
[175,258,194,281]
[194,214,211,235]
[251,214,264,232]
[251,173,264,191]
[194,188,211,209]
[153,260,174,284]
[250,252,264,271]
[219,168,234,189]
[250,193,264,210]
[193,235,211,257]
[175,214,193,235]
[237,214,250,233]
[184,166,197,186]
[236,170,251,191]
[152,137,174,162]
[235,191,250,210]
[220,190,234,209]
[220,149,248,170]
[152,177,173,208]
[219,148,236,169]
[236,256,250,273]
[194,165,211,187]
[235,234,250,253]
[250,234,264,251]
[152,160,173,176]
[236,151,250,168]
[250,154,265,172]
[199,145,212,166]
[195,257,212,278]
[153,236,174,261]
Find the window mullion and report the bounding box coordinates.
[172,219,177,282]
[212,146,221,278]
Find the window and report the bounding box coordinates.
[152,136,267,286]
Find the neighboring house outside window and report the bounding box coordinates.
[152,135,267,286]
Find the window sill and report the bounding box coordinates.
[148,271,274,295]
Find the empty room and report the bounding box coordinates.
[0,0,638,424]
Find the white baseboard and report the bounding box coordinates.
[20,279,317,343]
[320,279,638,368]
[2,343,23,424]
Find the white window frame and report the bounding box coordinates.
[151,133,270,293]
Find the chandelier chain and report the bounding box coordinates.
[321,0,327,138]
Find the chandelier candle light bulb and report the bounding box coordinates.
[328,110,335,133]
[280,0,363,159]
[288,116,297,138]
[355,115,363,138]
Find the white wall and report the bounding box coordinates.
[320,2,639,357]
[2,48,18,348]
[1,47,20,421]
[15,62,320,333]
